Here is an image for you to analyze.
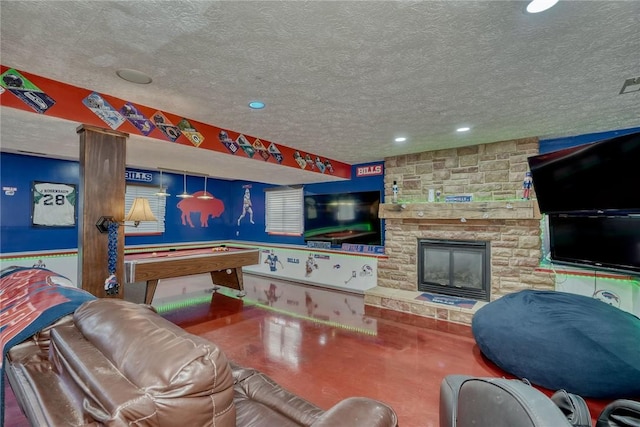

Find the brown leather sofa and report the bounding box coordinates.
[6,298,398,427]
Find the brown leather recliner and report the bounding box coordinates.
[6,299,398,427]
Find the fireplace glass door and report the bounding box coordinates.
[418,239,490,301]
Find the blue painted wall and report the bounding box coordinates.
[230,165,385,246]
[1,154,80,251]
[0,152,384,253]
[539,126,640,153]
[124,168,231,246]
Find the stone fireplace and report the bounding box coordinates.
[364,137,556,325]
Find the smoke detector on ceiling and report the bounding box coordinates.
[619,77,640,95]
[116,69,153,85]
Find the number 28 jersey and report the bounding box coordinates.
[33,183,76,226]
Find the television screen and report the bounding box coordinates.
[304,191,381,246]
[548,214,640,274]
[527,132,640,214]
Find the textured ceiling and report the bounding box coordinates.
[1,1,639,184]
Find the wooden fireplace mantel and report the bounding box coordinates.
[378,200,541,220]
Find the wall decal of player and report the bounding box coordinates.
[177,192,224,227]
[237,185,254,225]
[264,250,284,272]
[305,253,318,277]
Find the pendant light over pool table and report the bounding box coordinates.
[154,169,170,197]
[176,171,193,198]
[197,176,214,200]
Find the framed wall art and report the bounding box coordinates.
[31,181,77,227]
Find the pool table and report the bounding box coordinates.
[308,230,379,245]
[124,245,259,304]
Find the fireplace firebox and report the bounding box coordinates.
[417,239,490,301]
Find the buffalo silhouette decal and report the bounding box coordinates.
[177,191,224,227]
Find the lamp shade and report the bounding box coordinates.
[125,197,157,223]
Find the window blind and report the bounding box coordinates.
[265,187,303,235]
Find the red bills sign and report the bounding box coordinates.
[356,164,383,177]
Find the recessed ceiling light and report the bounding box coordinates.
[116,68,153,84]
[248,101,265,109]
[395,137,407,143]
[456,127,471,132]
[526,0,559,14]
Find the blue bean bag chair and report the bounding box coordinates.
[472,290,640,398]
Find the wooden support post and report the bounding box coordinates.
[77,125,128,298]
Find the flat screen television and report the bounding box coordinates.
[303,191,381,246]
[527,132,640,214]
[548,214,640,274]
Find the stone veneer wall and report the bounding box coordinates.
[386,137,540,203]
[369,137,556,324]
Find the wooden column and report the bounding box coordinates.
[77,125,128,298]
